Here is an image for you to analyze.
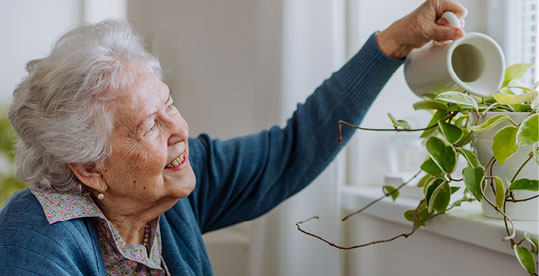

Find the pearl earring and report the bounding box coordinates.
[97,193,104,200]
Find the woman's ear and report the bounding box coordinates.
[68,163,107,192]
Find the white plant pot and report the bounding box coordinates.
[471,112,538,221]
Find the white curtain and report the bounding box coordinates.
[249,0,347,275]
[486,0,538,85]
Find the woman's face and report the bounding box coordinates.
[98,63,196,217]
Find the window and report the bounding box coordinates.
[345,0,539,188]
[515,0,538,85]
[488,0,539,86]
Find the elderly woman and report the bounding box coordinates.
[0,0,466,275]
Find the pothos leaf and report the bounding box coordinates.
[493,176,505,211]
[462,166,485,202]
[438,120,462,144]
[383,185,399,201]
[507,79,535,92]
[454,128,473,147]
[456,148,481,168]
[403,210,415,222]
[425,178,444,207]
[454,116,468,128]
[492,90,538,105]
[514,245,536,275]
[409,200,431,230]
[435,92,478,111]
[387,113,411,129]
[492,126,519,165]
[470,114,511,133]
[450,186,460,194]
[516,114,539,146]
[420,110,447,138]
[499,87,515,95]
[534,143,539,166]
[531,93,539,111]
[426,136,457,174]
[510,103,533,112]
[417,174,435,188]
[428,181,451,213]
[524,232,538,254]
[509,179,539,191]
[413,100,448,111]
[503,63,533,87]
[420,158,444,175]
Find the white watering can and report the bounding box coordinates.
[404,12,505,98]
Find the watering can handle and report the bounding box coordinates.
[441,11,461,29]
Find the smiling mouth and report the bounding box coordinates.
[165,152,185,169]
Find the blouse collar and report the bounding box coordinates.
[29,184,164,270]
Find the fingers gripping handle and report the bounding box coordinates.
[441,11,461,28]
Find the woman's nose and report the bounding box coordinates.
[167,114,189,146]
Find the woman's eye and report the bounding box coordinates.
[151,119,159,130]
[167,103,175,113]
[144,120,157,135]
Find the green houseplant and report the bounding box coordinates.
[0,108,27,207]
[297,63,539,275]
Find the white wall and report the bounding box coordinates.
[0,0,82,104]
[345,215,528,276]
[0,0,129,104]
[127,0,280,139]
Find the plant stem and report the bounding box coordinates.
[515,237,529,247]
[337,112,459,143]
[446,196,475,211]
[509,118,519,126]
[498,105,515,112]
[510,152,533,183]
[482,184,516,240]
[341,170,422,221]
[337,120,437,143]
[480,103,499,117]
[508,194,539,203]
[295,216,417,250]
[482,157,516,240]
[296,200,435,250]
[502,200,512,242]
[447,175,463,182]
[503,152,534,204]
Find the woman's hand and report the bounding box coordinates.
[377,0,468,59]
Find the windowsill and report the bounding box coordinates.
[340,186,539,256]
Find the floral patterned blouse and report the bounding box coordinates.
[29,184,170,275]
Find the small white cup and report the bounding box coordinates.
[404,12,505,98]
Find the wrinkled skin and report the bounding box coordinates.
[71,62,196,244]
[377,0,468,59]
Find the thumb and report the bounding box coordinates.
[431,24,464,42]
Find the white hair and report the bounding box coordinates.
[8,19,162,195]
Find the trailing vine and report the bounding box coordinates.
[297,64,539,275]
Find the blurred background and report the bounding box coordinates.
[1,0,537,275]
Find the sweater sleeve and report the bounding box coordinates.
[185,33,403,233]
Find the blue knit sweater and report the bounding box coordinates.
[0,33,402,275]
